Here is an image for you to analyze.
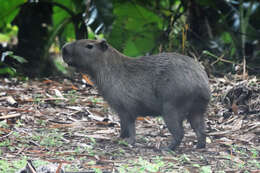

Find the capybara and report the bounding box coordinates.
[62,39,210,150]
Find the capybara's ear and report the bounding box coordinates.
[98,39,108,51]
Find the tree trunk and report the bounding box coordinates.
[13,1,54,77]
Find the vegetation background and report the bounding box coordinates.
[0,0,259,173]
[0,0,259,77]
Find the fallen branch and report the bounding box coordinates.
[0,113,21,120]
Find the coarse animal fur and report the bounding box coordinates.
[62,39,210,150]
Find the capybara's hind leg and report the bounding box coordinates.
[188,114,206,149]
[162,104,184,150]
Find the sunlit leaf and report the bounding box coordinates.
[0,0,24,28]
[52,0,76,41]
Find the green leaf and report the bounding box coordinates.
[123,40,139,56]
[1,51,27,63]
[230,47,236,57]
[0,33,10,42]
[108,2,164,57]
[52,0,78,41]
[202,50,219,59]
[0,0,25,28]
[0,24,19,42]
[192,163,201,168]
[0,67,16,76]
[200,166,212,173]
[43,17,72,60]
[10,55,28,63]
[54,61,67,74]
[87,27,96,39]
[221,32,232,44]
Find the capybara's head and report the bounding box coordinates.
[62,39,109,71]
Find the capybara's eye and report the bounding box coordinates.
[85,44,93,49]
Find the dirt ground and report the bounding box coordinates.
[0,74,259,173]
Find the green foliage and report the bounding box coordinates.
[118,139,129,146]
[108,2,164,56]
[31,129,65,147]
[218,2,258,58]
[0,0,259,76]
[0,67,16,76]
[179,154,191,164]
[118,157,165,173]
[0,158,27,173]
[0,0,24,28]
[50,0,105,44]
[221,32,232,44]
[0,51,27,76]
[0,159,53,173]
[52,0,79,41]
[54,60,67,74]
[200,166,212,173]
[0,24,18,42]
[2,51,28,63]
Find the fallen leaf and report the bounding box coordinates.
[231,102,238,115]
[82,73,94,86]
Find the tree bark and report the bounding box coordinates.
[13,1,54,77]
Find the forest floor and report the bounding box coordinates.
[0,74,259,173]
